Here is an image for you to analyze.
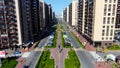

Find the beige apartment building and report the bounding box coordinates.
[78,0,119,46]
[72,0,78,27]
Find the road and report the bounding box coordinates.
[77,50,95,68]
[23,24,55,68]
[61,19,80,48]
[98,51,120,58]
[60,18,95,68]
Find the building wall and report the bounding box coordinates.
[72,0,78,26]
[115,0,120,30]
[77,0,119,46]
[69,3,72,26]
[67,6,69,23]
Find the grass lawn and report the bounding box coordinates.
[71,32,85,48]
[65,49,80,68]
[107,44,120,50]
[0,58,18,68]
[36,50,54,68]
[61,31,71,48]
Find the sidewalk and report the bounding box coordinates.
[71,28,95,51]
[16,58,26,68]
[94,61,111,68]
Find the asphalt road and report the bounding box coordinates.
[24,51,41,68]
[98,51,120,59]
[37,36,49,48]
[59,18,96,68]
[76,50,95,68]
[60,19,80,48]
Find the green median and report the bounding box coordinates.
[36,50,54,68]
[65,49,80,68]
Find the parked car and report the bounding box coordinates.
[104,54,116,61]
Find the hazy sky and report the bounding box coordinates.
[44,0,71,15]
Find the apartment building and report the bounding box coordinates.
[115,0,120,31]
[72,0,78,27]
[0,0,50,49]
[69,3,72,26]
[78,0,119,46]
[67,6,69,23]
[63,8,67,22]
[39,1,53,30]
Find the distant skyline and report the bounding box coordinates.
[44,0,71,15]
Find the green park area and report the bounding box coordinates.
[0,58,18,68]
[36,50,54,68]
[65,49,80,68]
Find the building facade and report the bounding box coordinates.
[115,0,120,31]
[72,0,78,27]
[77,0,119,46]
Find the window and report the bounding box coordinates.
[114,0,116,3]
[109,43,112,45]
[112,17,114,24]
[108,4,111,11]
[112,5,115,15]
[103,26,105,28]
[109,0,112,3]
[105,0,107,3]
[102,30,105,36]
[102,37,104,40]
[105,43,107,45]
[106,26,109,36]
[108,13,111,16]
[111,26,113,28]
[106,37,108,40]
[110,38,112,40]
[103,17,106,24]
[104,4,107,16]
[107,17,110,24]
[110,30,113,36]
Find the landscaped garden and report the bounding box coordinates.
[36,50,54,68]
[0,58,18,68]
[107,44,120,50]
[65,49,80,68]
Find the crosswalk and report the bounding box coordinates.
[34,48,43,51]
[73,48,83,51]
[89,51,105,62]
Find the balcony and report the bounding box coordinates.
[10,30,17,34]
[0,34,8,37]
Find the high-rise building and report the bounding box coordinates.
[0,0,46,49]
[78,0,119,46]
[69,3,72,26]
[72,0,78,27]
[0,0,32,49]
[67,6,69,23]
[115,0,120,31]
[63,8,67,22]
[39,1,53,30]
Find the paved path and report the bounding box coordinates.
[94,61,111,68]
[50,24,69,68]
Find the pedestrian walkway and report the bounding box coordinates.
[49,24,69,68]
[94,61,111,68]
[69,25,95,51]
[89,51,104,62]
[16,58,26,68]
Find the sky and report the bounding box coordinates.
[44,0,71,15]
